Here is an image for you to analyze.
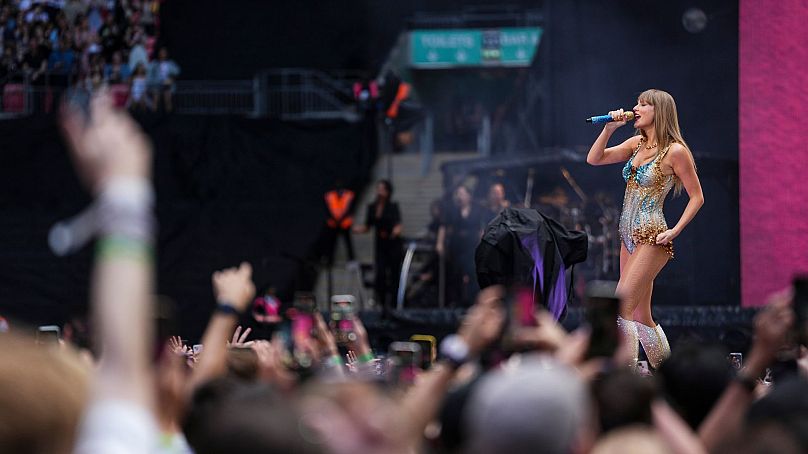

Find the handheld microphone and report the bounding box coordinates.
[586,111,635,124]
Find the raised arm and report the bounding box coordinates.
[698,293,793,451]
[61,93,155,408]
[586,109,640,166]
[188,263,256,391]
[398,286,505,444]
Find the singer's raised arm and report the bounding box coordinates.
[587,130,640,166]
[586,109,641,166]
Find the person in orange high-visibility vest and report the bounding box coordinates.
[324,181,356,265]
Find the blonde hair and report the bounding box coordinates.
[0,333,90,453]
[636,89,695,195]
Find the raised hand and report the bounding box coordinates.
[228,325,253,347]
[168,336,189,356]
[61,92,152,193]
[212,262,256,313]
[458,285,506,356]
[605,108,628,130]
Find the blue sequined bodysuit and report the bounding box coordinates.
[619,140,675,258]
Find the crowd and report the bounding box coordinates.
[0,0,179,111]
[1,96,808,454]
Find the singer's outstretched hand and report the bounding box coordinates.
[605,109,628,130]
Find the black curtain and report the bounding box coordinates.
[0,114,377,341]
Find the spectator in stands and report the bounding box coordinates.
[98,12,122,60]
[72,14,93,51]
[22,38,48,84]
[149,46,179,112]
[128,61,150,111]
[63,0,87,25]
[0,45,19,80]
[127,33,147,72]
[48,34,74,74]
[103,49,130,84]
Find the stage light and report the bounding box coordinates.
[682,7,708,33]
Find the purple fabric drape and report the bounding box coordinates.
[519,233,567,320]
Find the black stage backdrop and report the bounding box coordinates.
[160,0,738,158]
[0,115,377,341]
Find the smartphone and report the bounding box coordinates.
[584,280,620,359]
[292,291,316,341]
[501,286,537,351]
[37,325,61,345]
[330,295,356,345]
[793,276,808,346]
[729,353,743,371]
[388,341,421,385]
[284,292,318,370]
[410,335,436,369]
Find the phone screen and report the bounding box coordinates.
[37,325,61,345]
[410,335,436,369]
[389,342,421,385]
[500,287,536,352]
[330,299,355,344]
[584,281,620,359]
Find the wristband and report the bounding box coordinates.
[97,235,154,261]
[357,352,375,363]
[439,334,470,370]
[327,355,343,367]
[214,302,242,317]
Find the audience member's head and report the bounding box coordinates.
[745,377,808,451]
[376,179,393,201]
[0,333,89,454]
[591,426,672,454]
[657,340,733,429]
[591,368,656,434]
[184,377,321,454]
[463,358,592,454]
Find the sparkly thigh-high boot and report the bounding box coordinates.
[617,316,639,369]
[636,322,671,369]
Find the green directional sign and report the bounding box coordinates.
[410,27,542,68]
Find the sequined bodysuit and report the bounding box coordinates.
[619,140,675,258]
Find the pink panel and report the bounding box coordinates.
[740,0,808,306]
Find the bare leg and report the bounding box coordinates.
[616,243,639,366]
[633,281,654,326]
[616,244,669,321]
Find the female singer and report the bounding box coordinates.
[586,89,704,368]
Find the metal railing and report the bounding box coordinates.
[174,80,254,115]
[257,69,364,121]
[0,68,365,119]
